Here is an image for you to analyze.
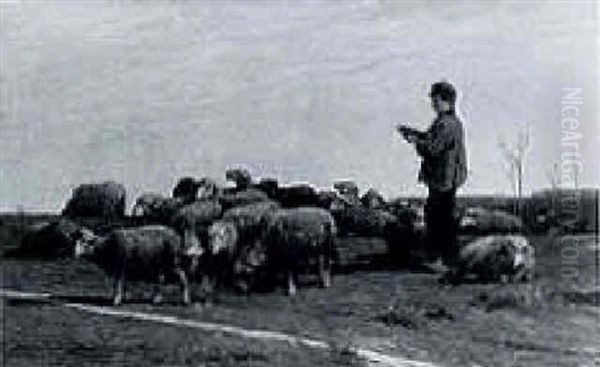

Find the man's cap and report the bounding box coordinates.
[429,81,457,103]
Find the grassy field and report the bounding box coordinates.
[1,216,599,366]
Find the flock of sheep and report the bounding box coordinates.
[66,169,394,305]
[59,168,535,305]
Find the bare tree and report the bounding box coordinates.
[498,121,530,215]
[546,162,559,191]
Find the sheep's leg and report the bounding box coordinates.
[286,270,297,296]
[112,274,124,306]
[200,273,214,301]
[318,254,331,288]
[152,273,165,304]
[523,269,533,282]
[175,268,191,305]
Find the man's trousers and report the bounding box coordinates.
[424,188,458,266]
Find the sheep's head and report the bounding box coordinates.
[208,221,238,256]
[71,228,97,258]
[173,177,200,203]
[509,236,535,271]
[233,241,267,275]
[333,180,359,196]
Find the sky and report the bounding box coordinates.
[0,0,598,212]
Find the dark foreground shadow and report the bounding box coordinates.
[5,297,52,307]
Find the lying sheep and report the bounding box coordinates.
[261,207,337,296]
[10,218,83,259]
[443,234,535,284]
[72,225,205,305]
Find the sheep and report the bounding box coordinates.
[170,199,223,255]
[260,207,337,296]
[276,184,320,208]
[360,188,386,209]
[72,225,204,305]
[62,181,126,221]
[207,201,280,291]
[225,168,252,190]
[331,204,398,238]
[221,200,280,239]
[315,189,340,210]
[172,177,200,204]
[9,218,82,259]
[254,178,279,200]
[218,188,270,211]
[131,193,183,224]
[333,180,361,207]
[442,234,535,284]
[196,177,220,200]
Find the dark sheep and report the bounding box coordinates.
[131,193,184,224]
[73,225,203,305]
[276,184,319,208]
[260,207,337,296]
[207,201,280,291]
[254,178,279,200]
[172,177,200,204]
[315,189,340,210]
[170,199,223,254]
[62,181,126,221]
[9,218,82,259]
[333,180,361,207]
[225,168,252,190]
[361,188,386,209]
[196,177,220,200]
[218,188,270,211]
[332,205,398,237]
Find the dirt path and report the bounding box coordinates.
[0,288,441,367]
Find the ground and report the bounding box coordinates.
[1,215,598,366]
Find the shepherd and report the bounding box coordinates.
[397,81,468,273]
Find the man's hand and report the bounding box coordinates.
[396,124,419,143]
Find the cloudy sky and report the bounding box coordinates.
[1,0,597,212]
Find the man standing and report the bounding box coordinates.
[397,81,468,272]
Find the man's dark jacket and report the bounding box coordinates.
[415,112,467,192]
